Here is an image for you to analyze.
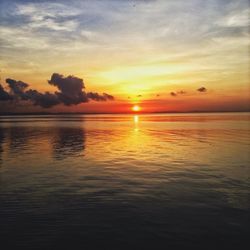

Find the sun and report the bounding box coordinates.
[132,105,141,112]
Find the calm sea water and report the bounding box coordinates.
[0,113,249,249]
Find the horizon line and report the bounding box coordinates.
[0,110,249,116]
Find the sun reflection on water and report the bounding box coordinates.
[133,115,139,131]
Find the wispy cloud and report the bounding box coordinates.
[16,2,80,31]
[16,2,81,18]
[216,9,250,28]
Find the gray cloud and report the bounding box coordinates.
[16,2,80,32]
[1,73,114,108]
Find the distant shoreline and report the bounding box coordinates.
[0,110,249,116]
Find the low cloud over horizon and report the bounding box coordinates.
[0,73,114,108]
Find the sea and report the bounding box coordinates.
[0,113,249,249]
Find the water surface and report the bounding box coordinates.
[0,113,249,249]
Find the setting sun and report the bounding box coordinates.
[132,105,141,112]
[0,1,249,249]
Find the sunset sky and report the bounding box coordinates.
[0,0,249,113]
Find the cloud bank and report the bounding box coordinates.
[1,73,114,108]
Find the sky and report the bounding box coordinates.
[0,0,249,113]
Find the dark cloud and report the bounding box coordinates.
[86,92,106,101]
[170,90,187,97]
[47,74,114,104]
[0,84,12,101]
[103,93,114,101]
[25,89,60,108]
[137,94,142,97]
[86,92,114,101]
[170,92,177,97]
[48,73,88,105]
[1,73,114,108]
[197,87,207,92]
[6,78,29,99]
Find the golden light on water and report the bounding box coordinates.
[133,115,139,131]
[134,115,139,123]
